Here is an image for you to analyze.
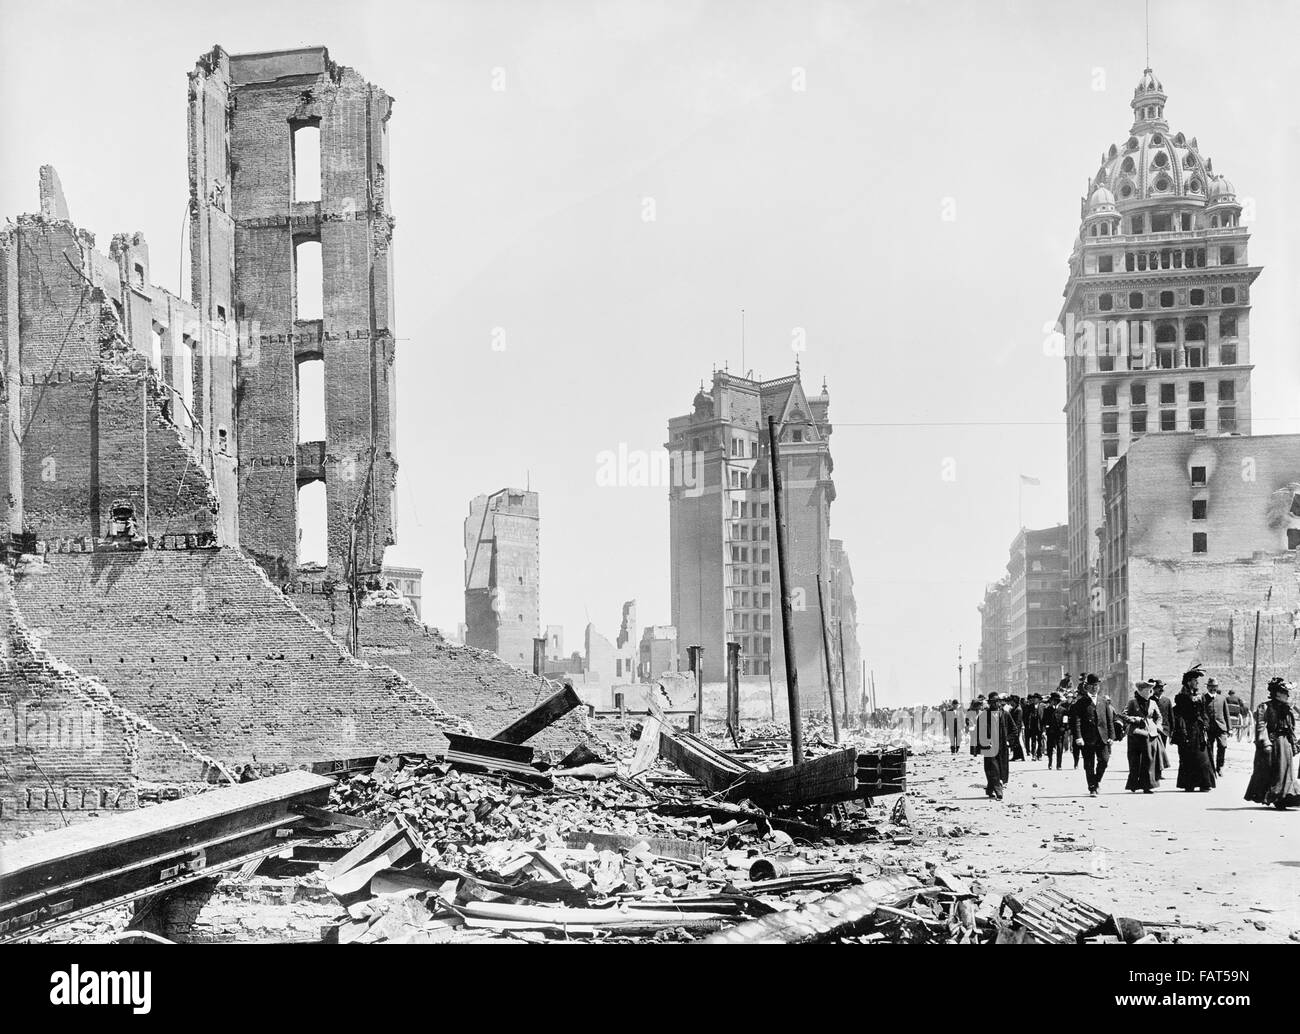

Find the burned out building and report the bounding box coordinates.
[977,578,1012,699]
[0,46,589,837]
[463,488,541,668]
[1096,432,1300,703]
[666,368,841,705]
[1005,525,1069,698]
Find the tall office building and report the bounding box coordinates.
[464,488,540,667]
[666,368,839,694]
[1060,68,1258,673]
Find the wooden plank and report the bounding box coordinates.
[444,733,534,765]
[320,820,409,882]
[563,830,705,863]
[704,874,922,944]
[491,685,583,744]
[629,705,665,779]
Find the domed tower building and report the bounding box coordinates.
[1060,68,1260,677]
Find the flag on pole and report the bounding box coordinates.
[1019,474,1041,486]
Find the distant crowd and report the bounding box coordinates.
[866,667,1298,809]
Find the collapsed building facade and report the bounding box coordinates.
[0,46,586,837]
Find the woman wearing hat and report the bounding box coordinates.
[1123,680,1163,793]
[1243,678,1300,810]
[1171,666,1216,791]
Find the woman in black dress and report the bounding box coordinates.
[1123,680,1162,792]
[1171,666,1216,791]
[1244,678,1300,810]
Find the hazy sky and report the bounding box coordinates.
[2,0,1297,703]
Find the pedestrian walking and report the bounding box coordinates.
[974,691,1013,800]
[1171,665,1217,792]
[1069,673,1122,796]
[1204,677,1231,776]
[1008,695,1026,761]
[1151,679,1172,770]
[1243,678,1300,810]
[1044,685,1069,769]
[1123,680,1162,793]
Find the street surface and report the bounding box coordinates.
[906,735,1299,942]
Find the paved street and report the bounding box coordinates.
[906,736,1300,942]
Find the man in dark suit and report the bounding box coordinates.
[1204,677,1232,776]
[1069,674,1122,796]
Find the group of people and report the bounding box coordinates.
[938,668,1298,809]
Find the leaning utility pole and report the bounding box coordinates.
[768,415,803,765]
[816,572,840,741]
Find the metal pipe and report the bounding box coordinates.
[768,415,803,765]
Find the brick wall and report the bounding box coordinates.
[0,566,217,837]
[0,374,217,542]
[293,591,593,756]
[9,548,464,782]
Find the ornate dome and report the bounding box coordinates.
[1087,184,1116,211]
[1083,70,1217,214]
[1208,175,1236,202]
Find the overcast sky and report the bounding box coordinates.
[2,0,1297,703]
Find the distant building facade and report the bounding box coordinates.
[1005,526,1069,697]
[639,625,679,681]
[977,578,1012,699]
[829,539,863,710]
[666,369,838,695]
[1060,68,1259,674]
[381,564,422,619]
[463,488,540,667]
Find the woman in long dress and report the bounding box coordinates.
[1123,681,1162,792]
[1244,678,1300,810]
[1171,666,1216,791]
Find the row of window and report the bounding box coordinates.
[729,546,773,564]
[1102,380,1235,407]
[730,500,772,519]
[1099,406,1238,450]
[731,590,774,609]
[1098,284,1238,311]
[728,522,772,542]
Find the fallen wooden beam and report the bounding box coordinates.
[445,733,534,765]
[657,728,752,793]
[0,770,333,942]
[703,874,922,944]
[492,685,583,745]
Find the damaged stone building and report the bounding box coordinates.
[0,46,587,837]
[666,368,861,713]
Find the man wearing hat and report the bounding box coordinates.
[1044,685,1069,769]
[1244,678,1300,809]
[1069,674,1122,796]
[1203,677,1232,777]
[973,692,1013,800]
[1171,665,1216,791]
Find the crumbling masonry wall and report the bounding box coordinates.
[294,591,592,757]
[190,47,397,584]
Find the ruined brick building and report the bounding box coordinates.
[0,46,587,836]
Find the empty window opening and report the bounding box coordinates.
[1189,382,1205,403]
[1192,532,1208,554]
[1221,287,1237,305]
[133,263,146,288]
[1218,380,1235,402]
[1218,406,1237,432]
[1192,499,1208,520]
[176,334,196,428]
[1160,410,1176,431]
[1288,529,1300,550]
[150,322,164,374]
[1101,384,1117,407]
[1189,408,1206,431]
[1191,466,1207,486]
[1130,410,1147,434]
[1160,291,1175,308]
[1220,343,1237,365]
[1131,383,1146,406]
[1098,292,1113,311]
[1098,255,1113,273]
[297,358,326,443]
[297,481,328,567]
[295,239,323,321]
[1220,246,1235,266]
[292,122,322,203]
[1129,291,1144,309]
